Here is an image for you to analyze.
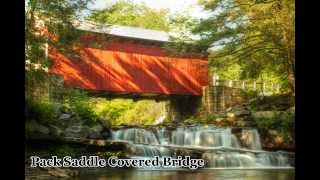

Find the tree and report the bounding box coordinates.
[26,0,92,65]
[25,0,92,98]
[87,0,170,32]
[193,0,295,94]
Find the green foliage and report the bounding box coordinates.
[254,111,294,141]
[117,100,164,125]
[163,12,209,57]
[25,97,59,124]
[241,90,259,99]
[91,98,134,122]
[193,0,295,93]
[87,0,170,31]
[61,89,98,122]
[25,0,92,101]
[210,63,242,80]
[26,0,92,66]
[91,98,165,125]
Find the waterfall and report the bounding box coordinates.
[132,144,171,157]
[171,126,240,148]
[156,127,170,145]
[202,152,256,168]
[112,128,159,145]
[110,125,294,168]
[241,129,262,150]
[202,152,291,168]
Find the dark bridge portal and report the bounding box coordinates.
[49,33,208,96]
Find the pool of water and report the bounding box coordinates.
[77,168,295,180]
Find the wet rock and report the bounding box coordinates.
[227,112,236,118]
[234,121,255,127]
[214,118,225,123]
[48,168,68,178]
[234,110,250,117]
[64,125,91,138]
[226,107,233,112]
[97,118,111,129]
[48,168,78,178]
[91,124,104,133]
[48,125,63,137]
[87,131,103,139]
[228,105,251,117]
[101,130,111,139]
[59,113,72,121]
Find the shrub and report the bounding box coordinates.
[61,89,98,122]
[92,98,164,125]
[254,111,294,130]
[254,111,295,141]
[25,97,59,124]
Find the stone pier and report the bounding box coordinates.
[202,86,247,114]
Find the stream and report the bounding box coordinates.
[77,168,294,180]
[27,125,295,179]
[112,125,294,168]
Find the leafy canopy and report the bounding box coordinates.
[87,0,170,32]
[192,0,295,93]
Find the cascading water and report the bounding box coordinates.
[111,125,294,168]
[171,126,240,148]
[241,129,262,150]
[112,128,159,145]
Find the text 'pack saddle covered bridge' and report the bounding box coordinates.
[48,21,209,96]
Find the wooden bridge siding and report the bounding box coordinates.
[49,42,208,96]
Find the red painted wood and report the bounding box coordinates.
[49,40,208,95]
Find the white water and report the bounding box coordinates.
[171,126,240,148]
[241,129,262,150]
[111,125,294,168]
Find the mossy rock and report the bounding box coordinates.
[26,120,50,135]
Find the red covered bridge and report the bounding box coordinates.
[49,21,208,97]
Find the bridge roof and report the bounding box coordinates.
[74,20,170,42]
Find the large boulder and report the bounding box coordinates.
[226,104,251,119]
[101,130,112,139]
[48,125,63,137]
[97,118,111,129]
[87,130,103,139]
[64,125,91,138]
[87,124,104,139]
[91,124,104,133]
[58,113,72,121]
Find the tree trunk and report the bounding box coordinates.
[282,28,295,96]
